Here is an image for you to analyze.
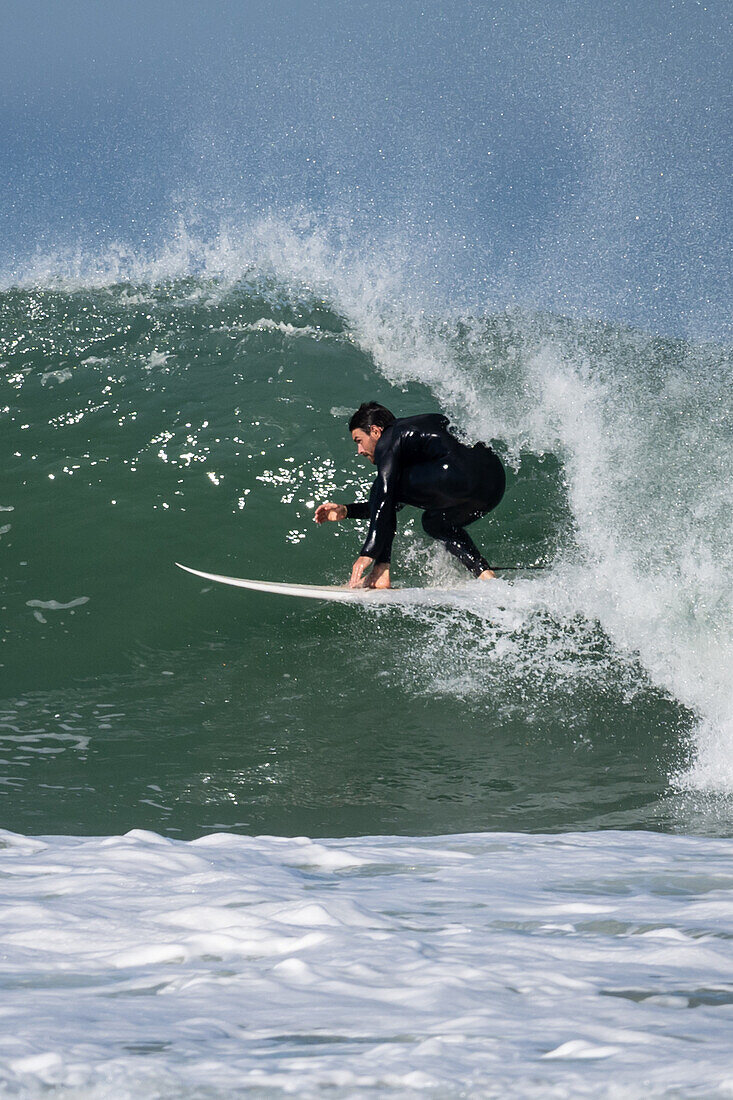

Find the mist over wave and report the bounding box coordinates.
[1,0,729,340]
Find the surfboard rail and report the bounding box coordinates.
[175,562,400,602]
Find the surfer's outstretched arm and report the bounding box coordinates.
[314,501,373,522]
[314,500,391,587]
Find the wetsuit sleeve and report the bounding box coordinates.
[359,434,402,563]
[346,501,405,521]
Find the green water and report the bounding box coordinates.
[0,279,720,839]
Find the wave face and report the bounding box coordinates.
[1,230,731,838]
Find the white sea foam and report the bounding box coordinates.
[237,317,344,340]
[25,596,90,625]
[40,368,74,386]
[25,597,90,612]
[0,828,732,1098]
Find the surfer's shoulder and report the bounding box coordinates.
[375,413,449,464]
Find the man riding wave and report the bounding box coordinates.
[315,402,505,589]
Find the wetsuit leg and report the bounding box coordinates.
[422,505,492,576]
[420,445,506,577]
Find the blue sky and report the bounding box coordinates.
[1,0,730,336]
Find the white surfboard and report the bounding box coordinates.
[175,562,476,604]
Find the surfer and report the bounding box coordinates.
[315,402,505,589]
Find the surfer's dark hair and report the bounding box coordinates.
[349,402,396,433]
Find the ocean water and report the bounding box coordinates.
[2,1,732,1094]
[1,252,732,1095]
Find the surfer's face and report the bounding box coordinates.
[351,426,382,463]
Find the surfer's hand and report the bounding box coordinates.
[315,502,347,524]
[348,555,374,588]
[365,562,391,589]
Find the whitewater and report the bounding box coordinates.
[3,828,733,1098]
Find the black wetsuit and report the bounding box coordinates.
[345,414,505,577]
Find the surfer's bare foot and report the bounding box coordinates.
[478,569,495,580]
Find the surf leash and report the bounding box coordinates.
[491,564,550,572]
